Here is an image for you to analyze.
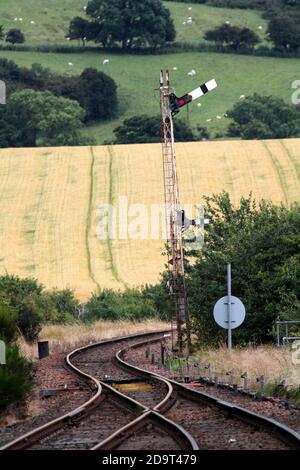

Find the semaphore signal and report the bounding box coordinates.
[159,70,217,355]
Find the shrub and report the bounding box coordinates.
[0,304,18,344]
[83,288,159,322]
[6,29,25,45]
[0,344,32,410]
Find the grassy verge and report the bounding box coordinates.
[19,320,171,359]
[190,344,300,396]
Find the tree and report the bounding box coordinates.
[85,0,176,48]
[80,68,117,121]
[204,23,260,50]
[0,90,88,148]
[186,193,300,345]
[46,68,117,122]
[67,16,90,46]
[114,115,196,144]
[0,25,4,41]
[0,58,21,82]
[227,94,300,139]
[6,29,25,44]
[267,16,300,51]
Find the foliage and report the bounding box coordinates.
[76,0,176,48]
[0,344,32,410]
[204,23,260,50]
[186,193,300,345]
[0,275,78,341]
[227,94,300,139]
[0,58,118,125]
[83,288,160,322]
[114,115,196,144]
[67,16,90,46]
[267,16,300,51]
[0,304,18,344]
[6,29,25,44]
[46,68,117,122]
[79,68,118,121]
[0,25,4,42]
[0,89,88,148]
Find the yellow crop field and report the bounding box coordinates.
[0,139,300,300]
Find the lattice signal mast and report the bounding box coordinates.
[159,70,217,355]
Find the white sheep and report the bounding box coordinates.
[103,59,110,65]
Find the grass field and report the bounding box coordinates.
[0,49,299,144]
[0,139,299,299]
[0,0,267,46]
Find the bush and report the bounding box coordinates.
[0,344,32,410]
[0,275,78,341]
[114,115,196,144]
[204,23,260,50]
[186,193,300,345]
[6,29,25,45]
[0,304,18,343]
[83,288,160,322]
[227,94,300,139]
[267,16,300,51]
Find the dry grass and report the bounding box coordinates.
[19,320,170,360]
[0,139,300,299]
[195,344,297,388]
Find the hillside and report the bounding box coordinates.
[1,49,299,144]
[0,0,268,46]
[0,139,299,299]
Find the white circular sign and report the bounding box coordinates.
[213,296,246,330]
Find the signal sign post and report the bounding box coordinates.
[159,70,217,355]
[213,264,246,350]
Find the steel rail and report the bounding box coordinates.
[1,329,195,451]
[0,329,171,451]
[116,337,300,450]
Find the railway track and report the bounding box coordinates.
[1,330,300,451]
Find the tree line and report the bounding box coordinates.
[66,0,300,55]
[0,59,117,148]
[113,94,300,144]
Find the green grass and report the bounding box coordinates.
[0,0,268,46]
[0,49,299,143]
[167,1,268,46]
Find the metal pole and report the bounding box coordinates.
[227,263,232,351]
[276,322,280,347]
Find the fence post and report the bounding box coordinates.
[38,341,49,359]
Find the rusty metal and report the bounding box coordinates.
[160,70,191,354]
